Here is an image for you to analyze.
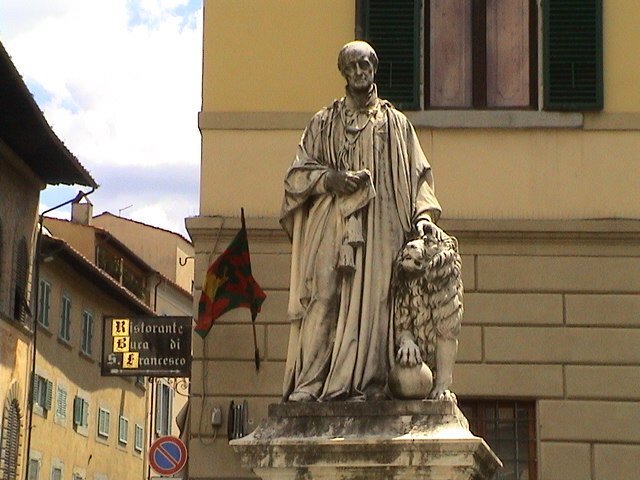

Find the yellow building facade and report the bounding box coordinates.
[1,39,96,480]
[187,1,640,479]
[30,235,154,480]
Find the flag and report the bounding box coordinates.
[196,210,266,339]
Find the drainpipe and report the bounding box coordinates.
[153,276,162,312]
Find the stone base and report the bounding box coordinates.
[230,400,501,480]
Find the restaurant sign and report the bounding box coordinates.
[101,316,192,377]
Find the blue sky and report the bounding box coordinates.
[0,0,203,238]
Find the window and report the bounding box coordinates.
[81,310,93,355]
[13,236,28,322]
[51,467,62,480]
[427,0,537,109]
[135,376,146,389]
[459,400,536,480]
[32,374,53,414]
[37,280,51,328]
[118,416,128,445]
[0,398,22,480]
[73,395,89,432]
[59,295,71,342]
[27,457,40,480]
[97,408,110,439]
[134,424,144,453]
[55,385,68,424]
[96,245,148,302]
[155,383,173,437]
[360,0,602,111]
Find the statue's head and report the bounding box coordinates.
[337,41,378,92]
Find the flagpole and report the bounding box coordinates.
[241,208,261,371]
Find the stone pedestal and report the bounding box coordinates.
[230,400,501,479]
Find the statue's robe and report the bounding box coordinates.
[280,92,441,401]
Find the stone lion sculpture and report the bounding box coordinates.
[390,232,463,400]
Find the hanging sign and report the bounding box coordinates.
[101,316,192,377]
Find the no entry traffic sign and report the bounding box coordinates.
[149,436,187,475]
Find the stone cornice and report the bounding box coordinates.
[199,110,640,131]
[186,216,640,244]
[199,110,587,130]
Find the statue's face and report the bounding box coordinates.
[341,48,375,92]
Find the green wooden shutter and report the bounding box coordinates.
[544,0,603,110]
[44,380,53,411]
[56,386,67,419]
[362,0,421,110]
[73,396,82,425]
[82,400,89,427]
[32,374,41,406]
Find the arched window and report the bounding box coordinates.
[0,384,23,480]
[13,237,28,322]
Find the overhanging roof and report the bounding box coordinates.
[41,235,154,315]
[0,41,97,187]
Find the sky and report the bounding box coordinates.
[0,0,203,239]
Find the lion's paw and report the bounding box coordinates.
[397,340,422,367]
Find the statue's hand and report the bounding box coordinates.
[416,219,446,241]
[397,335,422,367]
[325,170,363,195]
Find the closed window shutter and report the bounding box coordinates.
[73,397,82,425]
[44,380,53,411]
[56,387,67,419]
[32,374,41,406]
[82,400,89,427]
[52,467,62,480]
[1,400,21,479]
[362,0,421,110]
[155,389,162,435]
[544,0,603,110]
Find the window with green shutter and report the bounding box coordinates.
[59,295,72,342]
[73,395,89,433]
[27,457,40,480]
[32,374,53,414]
[97,408,110,439]
[360,0,421,110]
[51,465,63,480]
[81,310,93,355]
[37,280,51,328]
[134,424,144,453]
[359,0,603,112]
[55,386,67,424]
[544,0,603,110]
[118,416,129,445]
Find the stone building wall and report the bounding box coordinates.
[187,216,640,480]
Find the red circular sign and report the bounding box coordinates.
[149,436,187,475]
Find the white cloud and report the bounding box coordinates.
[1,0,202,237]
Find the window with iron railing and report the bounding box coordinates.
[459,399,537,480]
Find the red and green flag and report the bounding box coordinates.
[196,210,266,350]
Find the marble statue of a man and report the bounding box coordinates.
[280,41,442,402]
